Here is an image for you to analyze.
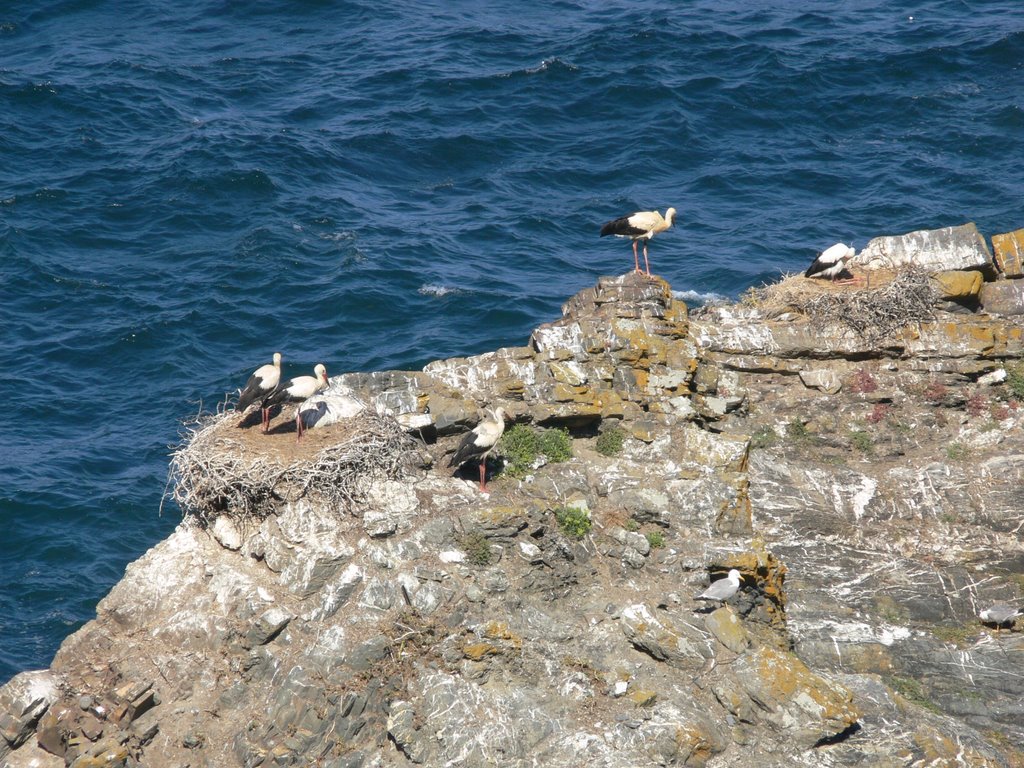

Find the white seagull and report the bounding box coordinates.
[263,363,330,440]
[804,242,857,283]
[978,602,1021,630]
[448,407,508,492]
[696,569,742,603]
[600,207,677,276]
[236,352,283,433]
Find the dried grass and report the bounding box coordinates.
[745,268,939,343]
[167,410,417,527]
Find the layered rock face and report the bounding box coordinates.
[3,228,1024,768]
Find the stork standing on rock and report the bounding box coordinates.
[448,407,508,493]
[600,207,677,276]
[236,352,282,433]
[262,363,330,440]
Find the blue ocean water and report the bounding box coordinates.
[2,0,1022,682]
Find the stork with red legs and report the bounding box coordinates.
[262,363,330,440]
[600,207,677,275]
[448,407,508,492]
[236,352,282,433]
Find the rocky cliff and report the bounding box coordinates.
[3,223,1024,768]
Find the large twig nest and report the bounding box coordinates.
[744,268,939,343]
[168,410,417,527]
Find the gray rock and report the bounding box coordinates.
[854,222,992,272]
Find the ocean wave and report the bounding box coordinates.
[418,283,466,298]
[672,288,728,305]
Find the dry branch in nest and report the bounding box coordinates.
[168,410,417,527]
[745,269,939,343]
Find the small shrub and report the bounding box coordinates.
[624,518,640,533]
[887,676,940,713]
[786,419,809,442]
[750,425,777,449]
[932,623,974,648]
[866,403,890,425]
[499,425,540,478]
[595,426,625,457]
[946,442,969,461]
[538,428,573,462]
[554,505,591,539]
[850,431,873,453]
[923,380,947,404]
[1007,363,1024,400]
[459,530,492,566]
[645,530,665,549]
[848,368,878,394]
[966,392,987,418]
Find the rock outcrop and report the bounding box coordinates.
[3,227,1024,768]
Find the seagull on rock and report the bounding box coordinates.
[979,602,1021,631]
[600,207,677,276]
[236,352,282,433]
[448,407,508,493]
[696,569,742,604]
[263,363,330,440]
[805,242,857,283]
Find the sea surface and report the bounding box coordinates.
[2,0,1023,683]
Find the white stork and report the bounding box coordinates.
[600,207,677,276]
[448,407,508,492]
[236,352,282,433]
[695,569,742,603]
[805,242,857,283]
[263,363,330,440]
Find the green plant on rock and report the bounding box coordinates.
[645,530,665,549]
[931,623,975,648]
[785,419,809,442]
[887,675,940,714]
[595,426,626,457]
[1007,363,1024,400]
[499,425,572,478]
[459,530,492,566]
[946,442,969,461]
[850,430,873,454]
[750,425,777,449]
[554,505,591,539]
[499,425,540,478]
[624,518,640,533]
[538,427,573,462]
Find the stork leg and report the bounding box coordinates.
[632,240,642,274]
[295,410,304,441]
[261,407,269,433]
[642,242,651,276]
[479,461,488,492]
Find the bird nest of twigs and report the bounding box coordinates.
[743,268,939,343]
[167,409,417,527]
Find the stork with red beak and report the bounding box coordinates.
[263,363,330,440]
[236,352,282,433]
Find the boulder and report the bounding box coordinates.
[930,269,982,300]
[854,223,992,272]
[991,228,1024,278]
[980,279,1024,315]
[0,671,59,759]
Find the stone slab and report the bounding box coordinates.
[854,223,992,272]
[992,228,1024,278]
